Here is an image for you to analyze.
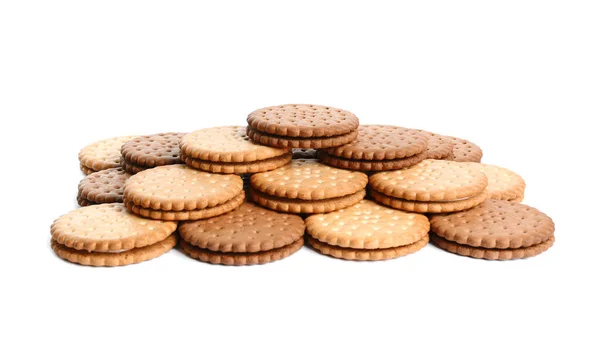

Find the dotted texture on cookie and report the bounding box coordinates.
[123,165,243,211]
[446,136,483,162]
[178,202,305,252]
[121,132,186,167]
[324,125,428,160]
[463,162,526,201]
[369,159,488,201]
[247,104,359,138]
[50,203,178,252]
[79,135,138,171]
[429,199,555,249]
[414,130,454,159]
[180,126,290,162]
[250,159,368,200]
[78,167,130,204]
[305,200,430,249]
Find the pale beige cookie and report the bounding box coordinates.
[446,136,483,162]
[318,150,427,171]
[180,238,304,266]
[121,132,186,168]
[180,126,290,162]
[247,104,359,138]
[78,167,130,205]
[305,200,430,249]
[80,164,95,175]
[430,234,555,260]
[307,235,429,261]
[124,191,245,221]
[50,203,178,252]
[123,165,243,210]
[463,163,526,201]
[51,234,177,266]
[249,188,366,214]
[369,159,488,202]
[247,126,358,149]
[181,151,292,174]
[414,130,454,159]
[79,135,138,171]
[250,159,368,200]
[370,188,488,213]
[323,125,427,160]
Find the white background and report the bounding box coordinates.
[1,1,598,353]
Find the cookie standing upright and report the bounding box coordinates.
[249,159,368,214]
[306,200,430,261]
[78,135,138,174]
[369,159,488,213]
[318,125,429,171]
[120,132,186,174]
[246,104,359,148]
[429,200,555,260]
[179,202,305,265]
[123,164,244,221]
[50,203,178,266]
[77,167,131,206]
[179,126,292,174]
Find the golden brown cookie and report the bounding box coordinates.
[121,133,186,171]
[181,151,292,174]
[247,126,358,149]
[369,159,488,202]
[414,130,454,159]
[305,200,429,260]
[247,104,359,138]
[51,203,178,252]
[249,188,366,214]
[80,163,95,175]
[318,150,428,171]
[463,162,526,201]
[77,167,130,206]
[79,135,138,172]
[307,235,429,261]
[446,136,483,162]
[370,188,488,213]
[292,148,318,159]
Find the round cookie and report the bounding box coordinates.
[121,132,186,169]
[180,126,290,162]
[292,148,318,159]
[414,130,454,159]
[80,164,95,175]
[246,126,358,149]
[306,200,430,249]
[446,136,483,162]
[50,203,178,252]
[79,135,138,172]
[181,151,292,174]
[77,167,131,206]
[324,125,428,160]
[247,104,359,138]
[429,199,555,249]
[120,157,147,174]
[250,159,368,200]
[369,159,488,202]
[249,188,366,214]
[318,150,428,171]
[370,188,488,213]
[307,235,429,261]
[123,165,243,211]
[463,162,526,201]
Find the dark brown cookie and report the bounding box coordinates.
[77,167,131,206]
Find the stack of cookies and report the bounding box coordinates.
[56,102,553,267]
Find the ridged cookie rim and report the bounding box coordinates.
[318,150,427,171]
[370,188,488,213]
[307,234,429,261]
[181,151,292,174]
[249,188,366,214]
[246,126,358,149]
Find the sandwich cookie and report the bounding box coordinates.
[179,126,291,174]
[414,130,454,159]
[179,202,305,265]
[369,159,488,213]
[463,162,526,202]
[249,159,368,214]
[123,164,244,221]
[305,200,430,261]
[120,132,186,174]
[246,104,359,148]
[50,203,178,266]
[77,167,131,206]
[79,135,138,174]
[445,136,483,162]
[429,199,555,260]
[318,125,428,171]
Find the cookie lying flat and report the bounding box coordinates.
[249,159,368,214]
[246,104,359,148]
[305,200,430,261]
[180,126,291,173]
[77,167,131,206]
[318,125,428,171]
[79,135,138,173]
[178,202,305,265]
[50,203,178,266]
[463,162,526,202]
[414,130,454,159]
[123,165,244,220]
[429,199,555,260]
[445,136,483,162]
[120,132,186,174]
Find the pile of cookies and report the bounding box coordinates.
[53,103,554,266]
